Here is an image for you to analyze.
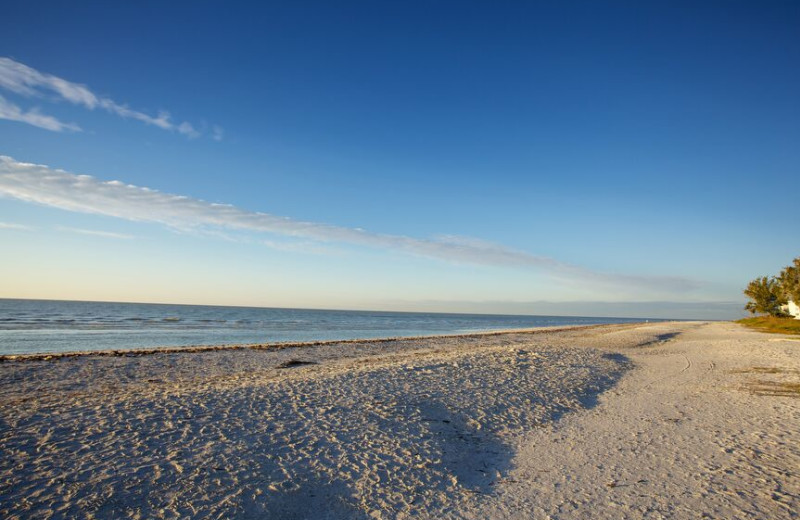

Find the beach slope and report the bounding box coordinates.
[1,322,798,519]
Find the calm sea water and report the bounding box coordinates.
[0,299,657,355]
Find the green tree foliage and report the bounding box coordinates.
[778,257,800,303]
[743,276,787,316]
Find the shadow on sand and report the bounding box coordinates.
[0,350,632,519]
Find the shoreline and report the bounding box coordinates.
[0,321,659,362]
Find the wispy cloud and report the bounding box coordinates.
[57,226,134,240]
[0,221,34,230]
[0,94,80,132]
[0,155,699,294]
[0,57,211,138]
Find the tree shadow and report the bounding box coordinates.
[636,332,681,347]
[538,351,630,425]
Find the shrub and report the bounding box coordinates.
[743,276,787,317]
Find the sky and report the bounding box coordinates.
[1,1,798,320]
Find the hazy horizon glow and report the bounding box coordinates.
[0,295,743,322]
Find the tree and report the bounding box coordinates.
[743,276,787,316]
[778,257,800,303]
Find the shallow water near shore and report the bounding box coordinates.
[0,298,659,355]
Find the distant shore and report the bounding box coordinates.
[1,322,797,519]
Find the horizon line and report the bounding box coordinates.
[0,295,739,321]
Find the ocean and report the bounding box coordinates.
[0,299,659,355]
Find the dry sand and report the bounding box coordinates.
[0,322,798,519]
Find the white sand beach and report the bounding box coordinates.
[1,322,798,519]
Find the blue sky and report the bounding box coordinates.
[1,1,798,319]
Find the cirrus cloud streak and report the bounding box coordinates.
[0,94,80,132]
[0,57,203,138]
[0,155,699,294]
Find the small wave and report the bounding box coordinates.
[162,317,181,322]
